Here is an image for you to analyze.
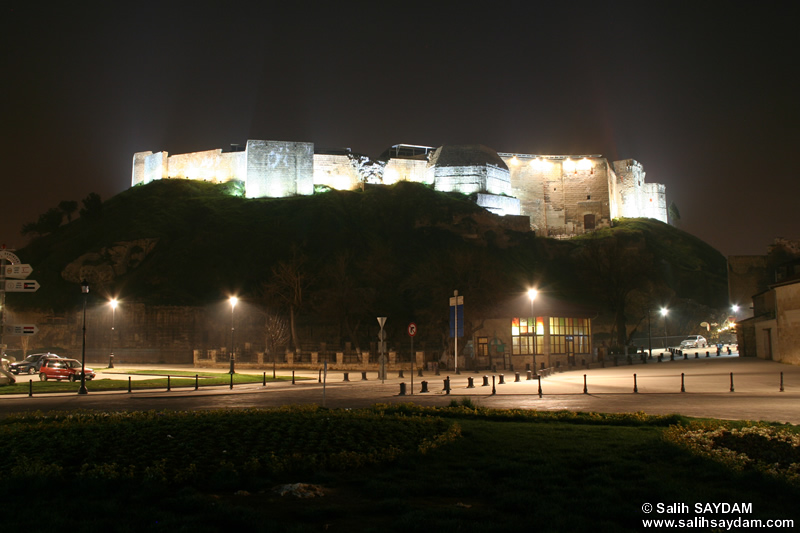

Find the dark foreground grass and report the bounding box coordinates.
[1,406,798,532]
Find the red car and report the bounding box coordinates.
[39,359,96,382]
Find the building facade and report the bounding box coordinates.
[133,140,668,237]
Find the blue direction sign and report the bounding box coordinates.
[4,280,40,292]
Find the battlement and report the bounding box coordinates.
[132,140,667,236]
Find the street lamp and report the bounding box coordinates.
[108,298,117,369]
[660,307,669,350]
[229,296,238,374]
[79,280,89,395]
[528,288,538,373]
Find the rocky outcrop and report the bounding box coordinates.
[61,238,158,284]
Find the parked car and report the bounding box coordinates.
[680,335,707,348]
[39,358,95,382]
[9,353,62,375]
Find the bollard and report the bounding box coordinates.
[230,373,234,389]
[29,380,33,397]
[705,351,710,358]
[657,354,663,363]
[780,372,784,392]
[399,382,406,396]
[670,352,674,361]
[492,375,496,395]
[515,372,520,383]
[292,370,296,385]
[196,374,200,390]
[683,352,688,360]
[456,368,461,375]
[583,374,588,394]
[343,372,350,382]
[167,375,171,392]
[537,375,543,398]
[318,369,322,383]
[467,377,475,388]
[482,375,489,386]
[681,372,685,393]
[128,376,132,393]
[492,364,497,373]
[695,352,699,359]
[633,373,638,393]
[727,346,731,355]
[498,374,505,385]
[263,372,266,386]
[730,372,734,392]
[435,366,440,376]
[273,361,276,379]
[399,370,404,378]
[361,371,368,381]
[418,368,423,377]
[420,380,429,393]
[444,377,451,395]
[526,370,532,380]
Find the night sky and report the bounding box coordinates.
[3,2,798,257]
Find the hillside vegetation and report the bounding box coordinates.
[11,180,727,346]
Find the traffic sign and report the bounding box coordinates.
[408,322,417,337]
[3,264,33,279]
[3,324,39,336]
[4,280,40,292]
[0,250,20,264]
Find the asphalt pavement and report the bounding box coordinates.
[1,353,799,424]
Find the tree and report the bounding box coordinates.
[21,207,63,237]
[349,153,386,190]
[263,313,290,359]
[668,201,681,225]
[58,200,78,222]
[576,233,656,347]
[313,253,375,353]
[260,247,313,351]
[80,192,102,220]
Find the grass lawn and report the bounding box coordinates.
[0,370,302,395]
[1,406,797,532]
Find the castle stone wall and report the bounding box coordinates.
[431,164,510,195]
[505,156,612,236]
[384,158,429,185]
[476,194,520,216]
[167,148,246,182]
[313,153,359,190]
[245,140,314,198]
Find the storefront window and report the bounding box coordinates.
[511,317,543,354]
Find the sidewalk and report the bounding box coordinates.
[1,355,798,425]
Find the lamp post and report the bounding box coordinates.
[108,298,117,368]
[79,280,89,395]
[660,307,669,350]
[528,288,538,373]
[229,296,238,374]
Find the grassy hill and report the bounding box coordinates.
[10,180,728,345]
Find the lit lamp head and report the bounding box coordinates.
[660,307,668,317]
[81,280,89,295]
[527,288,538,302]
[229,296,238,310]
[110,298,118,310]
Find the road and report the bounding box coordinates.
[1,354,799,424]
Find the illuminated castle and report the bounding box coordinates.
[132,140,667,237]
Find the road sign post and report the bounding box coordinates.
[0,249,40,381]
[408,322,417,395]
[449,291,464,373]
[377,317,387,383]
